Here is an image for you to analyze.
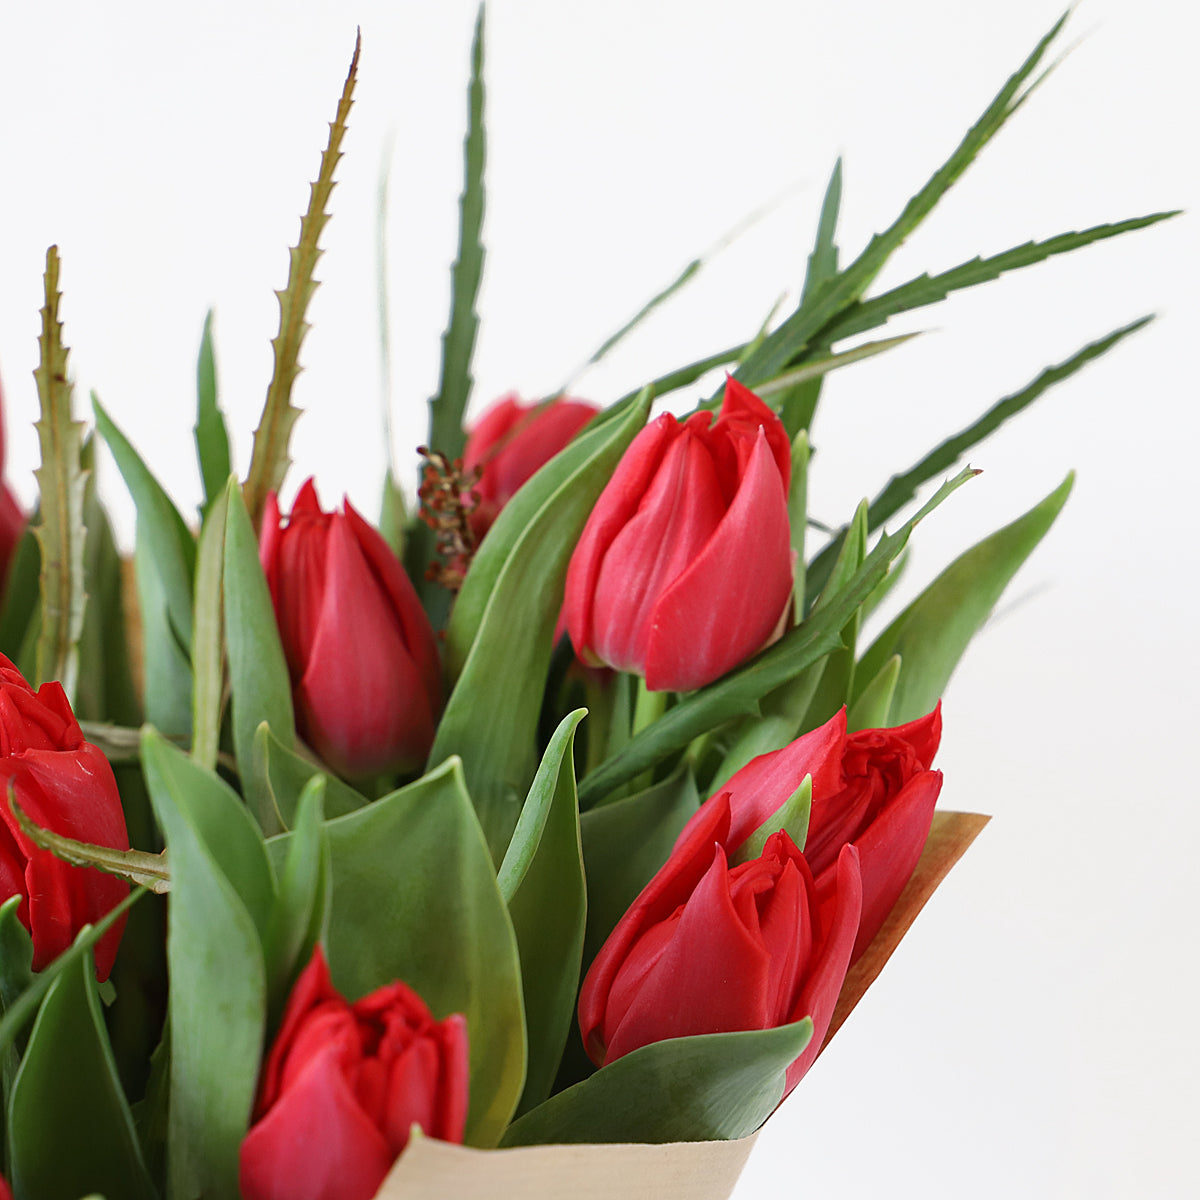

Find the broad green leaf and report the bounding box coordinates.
[254,721,367,827]
[298,757,525,1148]
[379,467,407,561]
[194,310,232,518]
[813,219,1175,349]
[0,528,40,662]
[243,36,360,527]
[805,317,1153,604]
[224,481,294,836]
[0,889,142,1062]
[135,529,193,739]
[147,750,265,1200]
[731,12,1070,393]
[731,776,812,866]
[77,449,141,725]
[431,390,652,861]
[94,395,195,657]
[7,952,156,1200]
[141,728,276,940]
[501,1020,813,1146]
[191,483,229,771]
[847,653,901,732]
[427,6,486,464]
[854,473,1074,723]
[579,765,700,971]
[500,711,588,1115]
[263,777,327,1025]
[578,469,976,808]
[33,247,88,699]
[0,897,33,1105]
[788,431,809,617]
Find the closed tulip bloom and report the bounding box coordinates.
[463,393,600,540]
[579,792,861,1094]
[681,705,944,961]
[0,654,129,980]
[260,480,442,778]
[564,378,792,692]
[240,946,468,1200]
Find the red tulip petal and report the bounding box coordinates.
[590,427,727,675]
[784,843,862,1094]
[603,844,773,1062]
[645,430,792,691]
[844,769,942,961]
[885,701,943,769]
[714,377,792,490]
[240,1044,394,1200]
[564,415,681,660]
[343,500,442,715]
[259,491,283,603]
[680,709,848,855]
[296,516,434,776]
[434,1013,470,1143]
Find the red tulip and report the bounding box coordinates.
[240,946,468,1200]
[578,792,861,1094]
[563,377,793,692]
[680,705,944,961]
[260,480,442,778]
[462,393,600,540]
[0,375,27,594]
[0,654,129,980]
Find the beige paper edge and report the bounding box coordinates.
[375,811,987,1199]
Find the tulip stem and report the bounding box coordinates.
[630,679,669,790]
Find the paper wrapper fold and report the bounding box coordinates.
[376,810,988,1200]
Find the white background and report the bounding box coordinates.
[1,1,1196,1196]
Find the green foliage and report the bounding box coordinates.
[243,35,360,527]
[430,390,652,861]
[499,712,588,1115]
[254,721,367,827]
[854,473,1074,724]
[134,529,193,739]
[190,482,229,771]
[194,310,232,519]
[32,247,88,699]
[223,481,295,836]
[0,528,41,664]
[7,952,156,1200]
[578,469,976,808]
[304,757,525,1148]
[502,1020,812,1146]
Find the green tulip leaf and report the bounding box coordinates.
[579,467,977,808]
[147,748,266,1200]
[846,653,902,732]
[7,951,156,1200]
[0,527,41,665]
[732,775,812,866]
[499,711,588,1116]
[194,310,232,519]
[0,895,35,1097]
[254,721,367,826]
[853,472,1074,724]
[223,479,295,837]
[191,483,229,771]
[134,529,193,739]
[281,757,525,1148]
[263,776,329,1024]
[431,389,651,861]
[579,764,700,971]
[93,394,195,658]
[501,1019,813,1146]
[141,727,276,941]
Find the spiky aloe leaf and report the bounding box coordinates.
[427,5,486,462]
[804,316,1153,606]
[731,11,1070,393]
[243,33,361,528]
[32,246,87,699]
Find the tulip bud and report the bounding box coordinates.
[563,378,793,692]
[462,393,600,541]
[240,946,469,1200]
[578,792,861,1095]
[681,706,944,962]
[259,480,442,778]
[0,654,129,980]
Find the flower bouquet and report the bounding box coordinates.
[0,7,1173,1200]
